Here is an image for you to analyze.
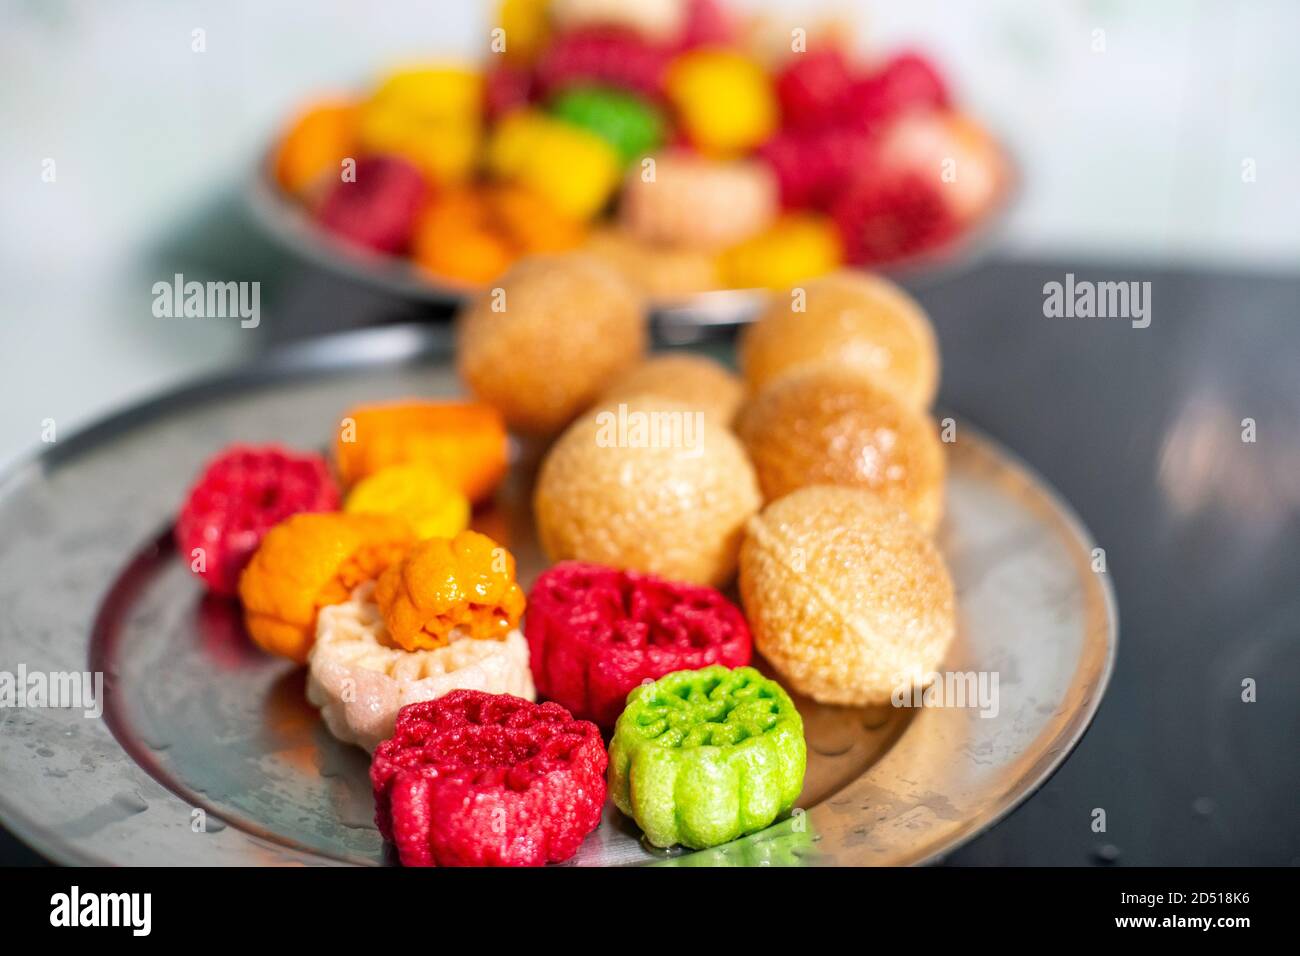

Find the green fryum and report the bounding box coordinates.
[549,86,665,167]
[609,665,807,850]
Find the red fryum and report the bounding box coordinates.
[175,445,339,596]
[677,0,734,50]
[847,51,950,127]
[484,63,534,122]
[775,47,855,130]
[371,691,606,867]
[758,125,877,209]
[316,155,427,254]
[536,27,671,99]
[526,562,753,728]
[832,170,959,265]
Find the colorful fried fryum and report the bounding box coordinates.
[273,99,358,198]
[411,185,587,287]
[831,169,959,266]
[373,530,526,652]
[548,86,666,166]
[356,65,483,186]
[757,124,876,210]
[411,189,516,286]
[343,464,470,540]
[496,0,552,65]
[315,154,428,254]
[334,399,509,503]
[486,109,622,220]
[535,25,672,99]
[608,665,806,849]
[716,213,843,291]
[525,561,752,728]
[371,690,606,866]
[175,445,339,597]
[271,2,1003,289]
[307,581,534,752]
[237,513,415,663]
[663,48,777,156]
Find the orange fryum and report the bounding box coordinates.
[273,99,358,197]
[374,530,526,651]
[414,221,515,286]
[335,399,509,503]
[238,513,415,664]
[412,189,514,286]
[489,184,586,255]
[411,186,585,286]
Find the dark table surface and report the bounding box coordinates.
[4,256,1297,866]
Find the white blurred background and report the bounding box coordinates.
[2,0,1297,465]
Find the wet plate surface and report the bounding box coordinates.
[0,325,1113,865]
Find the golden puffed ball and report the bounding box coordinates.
[619,151,778,251]
[582,227,720,301]
[738,270,940,409]
[534,395,761,586]
[457,253,647,435]
[599,354,744,426]
[735,365,945,534]
[739,485,956,706]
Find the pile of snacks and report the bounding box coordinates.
[271,0,1006,295]
[174,248,963,866]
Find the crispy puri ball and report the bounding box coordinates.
[600,353,745,425]
[534,395,760,586]
[582,227,720,301]
[738,270,939,409]
[735,365,945,533]
[456,252,647,434]
[739,485,956,706]
[618,151,778,251]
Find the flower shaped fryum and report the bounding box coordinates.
[374,530,526,651]
[525,561,751,728]
[308,582,534,752]
[237,512,414,663]
[608,665,806,849]
[371,691,606,866]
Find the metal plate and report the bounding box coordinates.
[0,324,1114,866]
[245,145,1019,333]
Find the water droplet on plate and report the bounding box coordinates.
[1092,843,1121,864]
[640,834,686,858]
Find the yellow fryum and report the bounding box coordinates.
[719,214,844,290]
[345,465,470,541]
[487,110,620,220]
[665,50,776,156]
[496,0,551,64]
[358,65,483,185]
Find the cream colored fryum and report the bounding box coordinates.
[550,0,686,41]
[306,583,534,752]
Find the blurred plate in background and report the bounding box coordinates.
[246,144,1018,337]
